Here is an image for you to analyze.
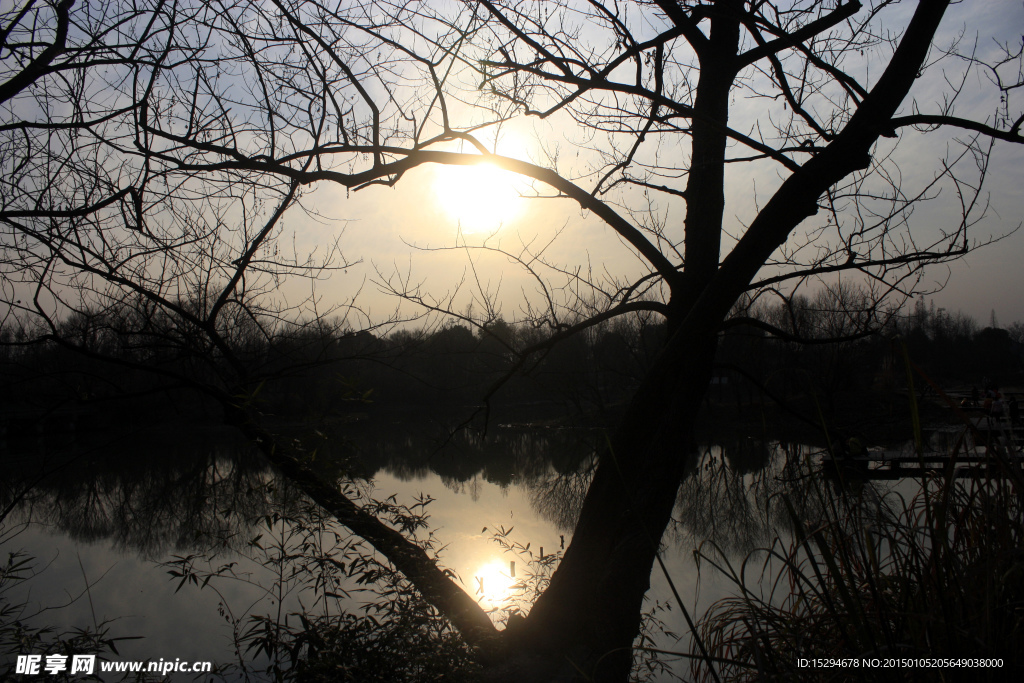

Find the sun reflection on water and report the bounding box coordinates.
[473,559,518,609]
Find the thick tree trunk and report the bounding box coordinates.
[498,325,718,681]
[487,2,953,678]
[497,6,745,680]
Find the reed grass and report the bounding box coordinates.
[692,463,1024,681]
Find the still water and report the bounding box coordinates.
[1,418,837,680]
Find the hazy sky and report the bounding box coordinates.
[914,0,1024,324]
[9,0,1015,335]
[930,134,1024,325]
[286,0,1024,333]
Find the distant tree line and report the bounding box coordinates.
[714,293,1023,440]
[3,290,1021,436]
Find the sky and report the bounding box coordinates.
[5,0,1022,335]
[283,0,1024,333]
[929,135,1024,325]
[907,0,1024,324]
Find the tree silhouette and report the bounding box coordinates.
[3,1,1023,680]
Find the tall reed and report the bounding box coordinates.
[693,465,1024,681]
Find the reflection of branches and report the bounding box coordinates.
[671,444,837,557]
[528,456,598,532]
[3,433,275,558]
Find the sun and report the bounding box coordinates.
[433,161,524,234]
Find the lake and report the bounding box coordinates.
[1,417,892,680]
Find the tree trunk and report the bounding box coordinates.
[495,6,744,679]
[486,2,953,677]
[496,324,718,681]
[231,2,954,680]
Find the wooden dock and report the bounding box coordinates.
[823,454,1024,480]
[821,417,1023,480]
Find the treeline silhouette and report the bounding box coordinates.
[2,295,1021,442]
[711,296,1023,442]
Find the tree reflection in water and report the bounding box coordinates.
[2,423,897,680]
[0,424,586,678]
[672,440,821,556]
[2,427,278,558]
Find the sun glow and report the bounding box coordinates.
[473,559,518,608]
[433,161,524,234]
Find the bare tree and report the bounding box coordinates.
[3,0,1023,681]
[0,0,368,400]
[0,0,501,666]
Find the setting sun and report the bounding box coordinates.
[433,161,524,233]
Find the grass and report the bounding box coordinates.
[690,444,1024,681]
